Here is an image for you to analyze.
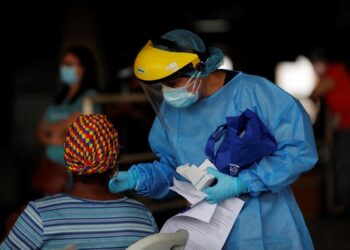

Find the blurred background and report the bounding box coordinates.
[1,1,349,249]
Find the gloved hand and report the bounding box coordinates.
[108,170,138,193]
[202,168,248,204]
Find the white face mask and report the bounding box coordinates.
[162,77,201,108]
[60,65,79,85]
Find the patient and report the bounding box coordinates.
[1,114,158,249]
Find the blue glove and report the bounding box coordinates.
[202,168,248,204]
[108,170,138,193]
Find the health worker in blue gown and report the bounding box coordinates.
[109,29,318,250]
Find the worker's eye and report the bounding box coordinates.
[165,78,188,88]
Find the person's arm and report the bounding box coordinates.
[36,119,68,146]
[48,112,80,132]
[129,118,180,199]
[0,202,43,249]
[36,112,81,146]
[238,100,318,196]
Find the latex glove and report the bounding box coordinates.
[202,168,248,204]
[108,170,137,193]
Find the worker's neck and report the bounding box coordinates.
[201,70,226,97]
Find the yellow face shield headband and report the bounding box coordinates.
[134,40,206,84]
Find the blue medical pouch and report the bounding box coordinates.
[205,109,277,176]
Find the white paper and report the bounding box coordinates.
[161,198,244,250]
[176,161,216,191]
[169,178,207,206]
[179,201,217,223]
[198,159,216,171]
[170,178,217,222]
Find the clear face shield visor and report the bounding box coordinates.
[139,71,206,132]
[134,40,210,132]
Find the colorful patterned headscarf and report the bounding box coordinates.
[64,114,119,175]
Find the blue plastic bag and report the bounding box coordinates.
[205,109,277,176]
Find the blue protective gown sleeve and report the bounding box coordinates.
[130,117,180,199]
[238,99,318,196]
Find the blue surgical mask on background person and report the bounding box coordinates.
[60,65,79,86]
[162,81,200,108]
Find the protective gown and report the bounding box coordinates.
[130,71,318,250]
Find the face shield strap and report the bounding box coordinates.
[183,71,202,95]
[152,38,209,69]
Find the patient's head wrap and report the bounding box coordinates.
[64,114,119,175]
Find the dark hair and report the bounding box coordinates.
[54,46,99,104]
[309,45,350,73]
[308,45,328,62]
